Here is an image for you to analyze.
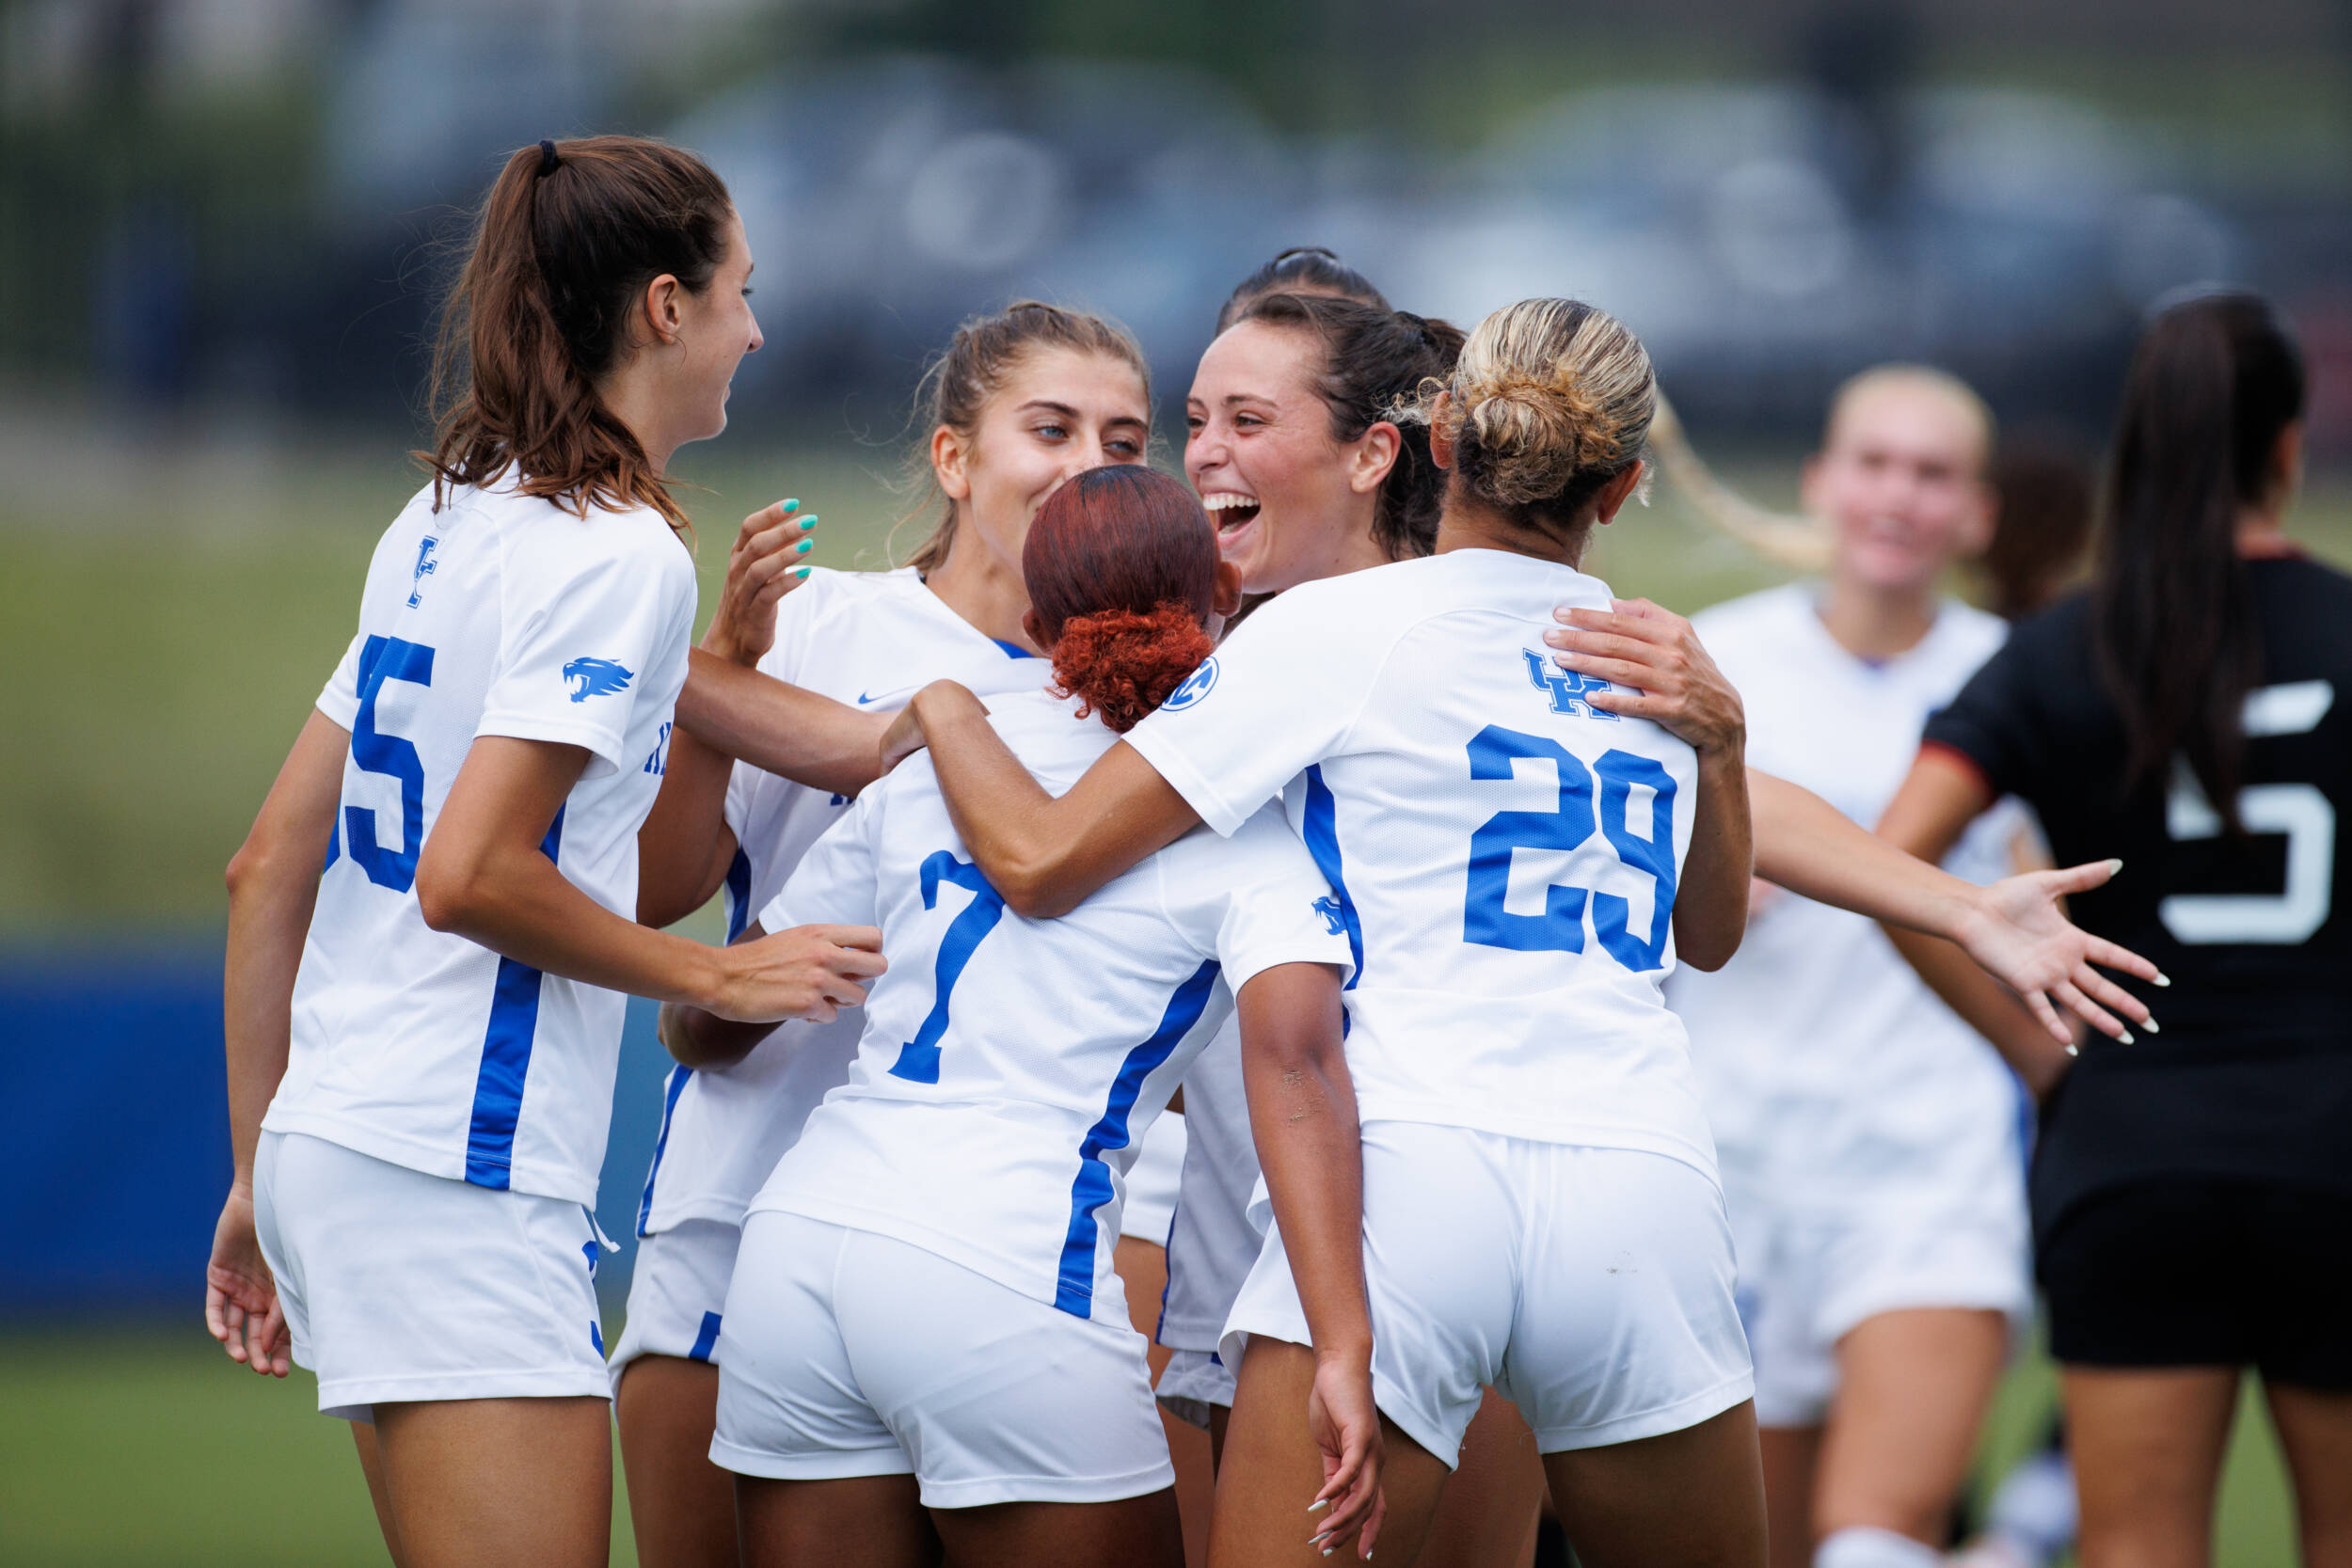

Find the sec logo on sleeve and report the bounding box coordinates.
[1161,657,1218,713]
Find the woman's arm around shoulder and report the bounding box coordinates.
[881,682,1202,918]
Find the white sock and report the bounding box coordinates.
[1815,1525,1945,1568]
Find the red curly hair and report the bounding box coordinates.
[1024,467,1219,734]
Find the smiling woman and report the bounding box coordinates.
[610,298,1168,1568]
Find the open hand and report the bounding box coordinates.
[1956,859,2165,1045]
[701,499,818,667]
[1546,597,1745,755]
[205,1187,290,1378]
[1306,1354,1385,1560]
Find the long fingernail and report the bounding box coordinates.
[1309,1500,1330,1514]
[798,514,818,530]
[2106,859,2124,873]
[2118,1027,2135,1044]
[794,537,813,554]
[2065,1042,2078,1056]
[2153,973,2172,988]
[2143,1018,2159,1034]
[792,565,811,579]
[781,498,800,513]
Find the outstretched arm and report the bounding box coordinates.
[882,682,1202,918]
[1239,961,1382,1560]
[1751,768,2157,1046]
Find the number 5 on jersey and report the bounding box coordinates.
[889,851,1008,1084]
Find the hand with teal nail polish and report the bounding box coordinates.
[703,496,820,665]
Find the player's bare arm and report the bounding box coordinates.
[637,500,821,927]
[889,679,1202,919]
[210,708,349,1378]
[418,736,885,1022]
[1236,960,1384,1559]
[1750,768,2158,1045]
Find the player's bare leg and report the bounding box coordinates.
[1757,1424,1822,1568]
[1120,1233,1216,1568]
[370,1396,612,1568]
[1815,1307,2009,1547]
[1209,1336,1452,1568]
[616,1354,737,1568]
[350,1418,411,1568]
[2263,1382,2352,1568]
[1419,1389,1545,1568]
[1541,1400,1769,1568]
[735,1473,939,1568]
[931,1492,1185,1568]
[2063,1366,2237,1568]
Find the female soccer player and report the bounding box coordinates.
[1879,292,2352,1568]
[883,297,2159,1566]
[613,301,1161,1568]
[1169,283,1559,1568]
[1665,367,2031,1568]
[200,137,883,1568]
[674,466,1375,1568]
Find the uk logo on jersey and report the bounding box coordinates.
[1161,657,1218,712]
[406,536,439,607]
[1522,649,1620,721]
[564,657,635,704]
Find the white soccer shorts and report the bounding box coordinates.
[1155,1347,1235,1431]
[711,1212,1176,1508]
[608,1216,740,1390]
[1224,1121,1754,1467]
[252,1130,612,1420]
[1730,1177,2030,1429]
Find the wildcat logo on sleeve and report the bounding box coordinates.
[564,657,635,703]
[1160,657,1219,713]
[1522,649,1619,721]
[1312,895,1347,936]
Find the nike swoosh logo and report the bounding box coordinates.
[856,692,876,705]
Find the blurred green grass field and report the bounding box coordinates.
[4,435,2345,1562]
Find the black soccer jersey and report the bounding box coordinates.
[1923,554,2352,1236]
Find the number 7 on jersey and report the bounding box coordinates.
[888,851,1008,1084]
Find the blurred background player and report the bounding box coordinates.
[612,301,1169,1568]
[201,136,882,1568]
[1883,291,2352,1568]
[1664,366,2033,1568]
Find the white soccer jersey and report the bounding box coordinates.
[1665,584,2025,1203]
[1124,548,1714,1171]
[750,689,1351,1326]
[264,477,696,1205]
[633,567,1057,1236]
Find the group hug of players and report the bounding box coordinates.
[204,135,2351,1568]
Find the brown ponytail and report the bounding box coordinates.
[425,135,736,535]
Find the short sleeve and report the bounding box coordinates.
[1164,806,1354,992]
[315,632,364,729]
[764,787,882,932]
[1920,621,2052,800]
[1124,584,1384,836]
[477,515,691,777]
